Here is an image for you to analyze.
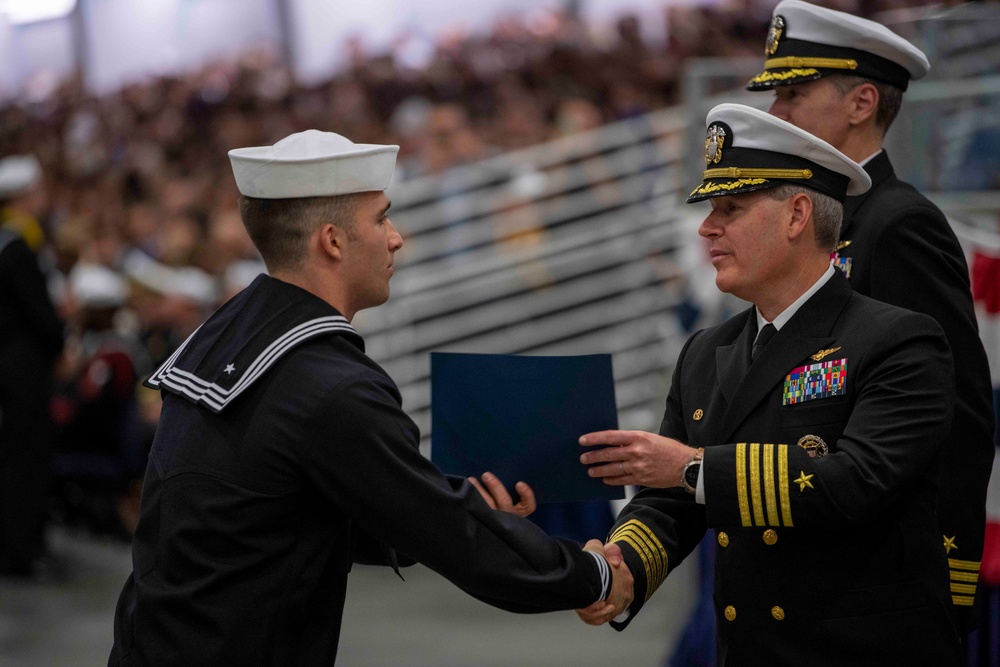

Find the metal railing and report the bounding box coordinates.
[361,109,697,455]
[358,17,1000,456]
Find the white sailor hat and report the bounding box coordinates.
[69,263,128,308]
[0,155,42,198]
[228,130,399,199]
[687,103,870,204]
[747,0,929,91]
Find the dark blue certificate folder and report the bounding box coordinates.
[430,352,624,503]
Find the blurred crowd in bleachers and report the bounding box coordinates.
[0,0,954,543]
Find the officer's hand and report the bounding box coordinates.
[577,540,633,625]
[580,430,695,488]
[468,472,537,517]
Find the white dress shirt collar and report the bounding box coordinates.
[755,264,836,336]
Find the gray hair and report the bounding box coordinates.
[763,183,843,252]
[827,74,904,135]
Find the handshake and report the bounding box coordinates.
[469,472,634,626]
[579,539,634,625]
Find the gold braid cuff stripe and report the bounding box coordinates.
[953,595,975,606]
[612,532,654,601]
[948,558,981,572]
[610,520,668,601]
[749,443,765,526]
[738,443,793,527]
[763,444,780,526]
[950,571,979,583]
[736,443,751,526]
[778,444,793,527]
[703,167,813,180]
[765,56,858,70]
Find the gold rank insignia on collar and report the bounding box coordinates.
[810,346,841,362]
[836,240,852,251]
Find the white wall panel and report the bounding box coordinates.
[290,0,554,85]
[0,15,75,99]
[1,0,702,98]
[83,0,282,93]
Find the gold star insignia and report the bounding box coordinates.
[793,471,814,492]
[943,535,958,554]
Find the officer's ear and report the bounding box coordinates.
[317,223,345,262]
[785,192,814,243]
[847,82,879,128]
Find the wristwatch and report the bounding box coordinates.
[682,447,705,494]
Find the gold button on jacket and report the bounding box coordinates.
[762,529,778,545]
[771,606,785,621]
[724,605,737,621]
[717,531,729,547]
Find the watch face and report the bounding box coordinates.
[684,461,701,490]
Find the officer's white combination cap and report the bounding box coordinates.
[687,103,871,203]
[748,0,929,91]
[229,130,399,199]
[0,155,42,198]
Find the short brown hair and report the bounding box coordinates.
[763,183,843,252]
[238,194,359,272]
[828,74,903,134]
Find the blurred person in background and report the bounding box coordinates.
[751,0,995,640]
[121,250,218,367]
[50,263,149,538]
[0,155,65,579]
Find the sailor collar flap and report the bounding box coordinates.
[146,275,362,413]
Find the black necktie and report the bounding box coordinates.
[752,323,777,361]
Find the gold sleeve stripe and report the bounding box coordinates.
[764,56,858,71]
[609,520,668,601]
[951,571,979,583]
[950,582,977,595]
[736,443,751,527]
[608,523,659,571]
[749,443,766,527]
[616,531,667,600]
[622,537,666,601]
[763,444,780,526]
[948,558,980,572]
[778,444,793,527]
[609,528,656,583]
[609,519,667,565]
[613,533,654,599]
[612,525,664,586]
[952,595,975,607]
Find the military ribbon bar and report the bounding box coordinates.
[830,252,852,279]
[783,358,847,406]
